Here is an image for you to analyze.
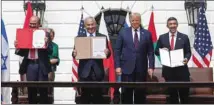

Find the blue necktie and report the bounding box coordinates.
[90,34,93,37]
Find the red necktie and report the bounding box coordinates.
[30,49,36,59]
[170,34,175,50]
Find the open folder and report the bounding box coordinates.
[16,28,47,49]
[74,37,106,59]
[159,48,184,67]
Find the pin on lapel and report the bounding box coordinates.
[141,32,144,34]
[178,38,181,40]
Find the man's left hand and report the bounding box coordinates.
[104,49,109,56]
[50,59,58,64]
[183,58,188,64]
[148,69,154,79]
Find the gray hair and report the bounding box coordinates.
[84,16,97,25]
[129,12,141,22]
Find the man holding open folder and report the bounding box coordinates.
[72,16,111,104]
[14,16,52,104]
[155,17,191,104]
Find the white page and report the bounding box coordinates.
[92,38,106,58]
[159,48,171,67]
[170,49,184,67]
[32,30,46,48]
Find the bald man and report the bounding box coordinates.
[114,12,155,104]
[72,17,111,104]
[14,16,53,104]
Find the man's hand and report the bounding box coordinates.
[72,49,77,57]
[104,49,109,56]
[148,69,154,79]
[183,58,188,64]
[48,72,54,81]
[50,59,58,64]
[116,67,122,76]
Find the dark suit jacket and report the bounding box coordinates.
[15,44,53,75]
[114,27,155,75]
[155,32,191,79]
[72,33,111,81]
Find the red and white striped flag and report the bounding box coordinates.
[192,5,213,68]
[72,13,86,84]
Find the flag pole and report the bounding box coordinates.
[151,5,154,11]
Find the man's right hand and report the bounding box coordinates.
[72,49,77,57]
[116,67,122,76]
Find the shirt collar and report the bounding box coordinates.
[132,27,140,32]
[87,32,96,37]
[169,31,177,37]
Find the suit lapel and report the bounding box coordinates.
[140,28,143,44]
[127,27,135,47]
[174,32,181,50]
[165,33,171,49]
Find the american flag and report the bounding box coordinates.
[192,4,213,68]
[72,13,86,82]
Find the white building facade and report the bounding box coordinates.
[2,1,214,104]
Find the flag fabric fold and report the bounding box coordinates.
[99,12,115,99]
[1,19,10,104]
[23,1,33,29]
[124,12,130,28]
[148,10,161,67]
[192,4,213,68]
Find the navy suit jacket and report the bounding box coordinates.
[72,33,111,81]
[114,27,155,75]
[155,32,191,78]
[15,44,53,75]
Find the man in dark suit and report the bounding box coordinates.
[114,12,155,104]
[14,16,53,104]
[155,17,191,104]
[72,16,111,104]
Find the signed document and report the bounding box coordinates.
[32,30,46,48]
[92,38,106,58]
[159,49,184,67]
[75,37,106,59]
[16,28,47,49]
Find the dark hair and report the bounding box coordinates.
[167,17,178,25]
[49,28,55,37]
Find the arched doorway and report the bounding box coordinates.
[94,8,130,50]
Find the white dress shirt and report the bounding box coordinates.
[132,27,140,42]
[169,31,177,49]
[87,32,96,37]
[28,49,38,59]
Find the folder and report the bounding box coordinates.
[74,37,106,59]
[16,28,47,49]
[159,48,184,67]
